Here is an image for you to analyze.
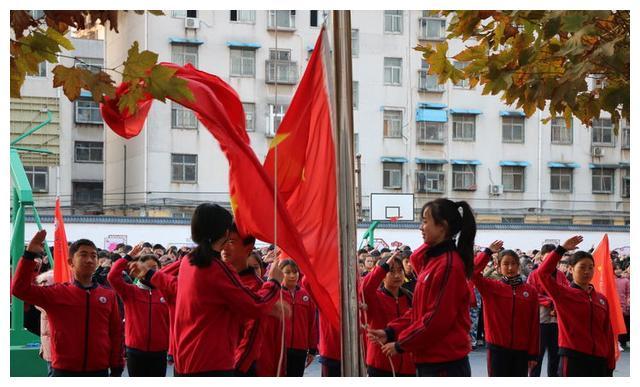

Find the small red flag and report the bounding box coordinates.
[592,234,627,360]
[53,198,72,283]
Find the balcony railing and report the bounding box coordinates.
[418,69,445,92]
[265,60,298,84]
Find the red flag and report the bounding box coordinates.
[592,234,627,360]
[53,198,72,283]
[100,83,153,139]
[263,27,340,330]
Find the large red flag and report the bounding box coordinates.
[53,197,72,283]
[263,27,340,331]
[592,233,626,360]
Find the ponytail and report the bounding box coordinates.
[455,201,476,278]
[188,203,233,268]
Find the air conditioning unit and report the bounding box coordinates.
[592,146,603,157]
[185,17,200,29]
[489,184,503,195]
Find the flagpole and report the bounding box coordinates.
[332,10,363,376]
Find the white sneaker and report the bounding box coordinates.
[618,343,625,352]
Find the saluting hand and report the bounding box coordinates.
[488,240,504,253]
[27,229,47,255]
[128,261,149,279]
[128,243,145,259]
[562,235,583,251]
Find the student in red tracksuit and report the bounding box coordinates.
[108,249,169,376]
[130,203,285,376]
[11,230,124,377]
[471,240,540,376]
[368,198,475,377]
[361,252,415,376]
[538,235,616,377]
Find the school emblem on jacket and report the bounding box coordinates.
[523,291,529,298]
[302,295,309,302]
[98,296,107,304]
[599,299,605,305]
[160,297,166,303]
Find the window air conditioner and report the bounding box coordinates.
[592,146,603,157]
[489,184,503,195]
[185,17,200,29]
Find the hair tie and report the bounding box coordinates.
[456,202,464,218]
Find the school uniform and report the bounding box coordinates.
[234,267,267,376]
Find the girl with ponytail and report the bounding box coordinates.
[367,198,477,376]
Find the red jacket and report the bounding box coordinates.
[471,250,539,357]
[234,267,267,373]
[301,276,340,362]
[386,240,471,363]
[538,247,616,370]
[107,258,169,352]
[361,265,415,375]
[527,256,570,309]
[11,254,124,372]
[151,255,281,374]
[155,258,180,358]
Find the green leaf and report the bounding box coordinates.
[52,65,87,101]
[117,85,146,115]
[45,26,74,50]
[561,12,588,33]
[146,65,179,102]
[83,71,116,102]
[122,41,158,82]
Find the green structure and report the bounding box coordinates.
[359,220,380,249]
[10,111,54,376]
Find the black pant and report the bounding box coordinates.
[286,348,307,377]
[367,366,414,377]
[51,368,109,377]
[619,314,630,347]
[530,323,560,377]
[319,356,341,377]
[174,370,235,376]
[234,361,257,376]
[415,356,471,377]
[125,348,167,377]
[559,352,609,377]
[487,345,529,377]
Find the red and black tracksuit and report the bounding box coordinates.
[107,257,170,376]
[538,246,616,377]
[154,257,180,369]
[361,264,415,376]
[471,249,539,376]
[384,240,471,377]
[234,267,267,376]
[146,253,281,376]
[11,250,125,376]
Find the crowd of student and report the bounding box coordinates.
[12,199,630,377]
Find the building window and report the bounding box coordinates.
[32,61,46,77]
[242,103,255,131]
[384,11,403,33]
[418,17,446,40]
[418,60,444,92]
[75,98,102,124]
[550,168,573,193]
[310,10,327,27]
[171,102,197,129]
[452,165,476,190]
[502,116,525,143]
[550,218,573,224]
[171,44,198,67]
[30,10,45,19]
[502,217,524,224]
[72,182,103,205]
[75,57,103,73]
[230,48,256,77]
[592,168,615,194]
[266,104,286,137]
[351,29,359,57]
[268,10,295,29]
[383,57,402,86]
[502,166,525,192]
[452,114,475,141]
[24,166,48,193]
[551,117,573,144]
[453,61,469,88]
[591,118,615,146]
[171,154,197,183]
[266,49,297,84]
[230,10,256,23]
[172,10,197,18]
[621,168,630,198]
[383,110,403,138]
[592,218,613,226]
[621,122,630,149]
[74,141,103,163]
[416,163,445,193]
[383,162,402,189]
[352,81,358,110]
[416,121,445,144]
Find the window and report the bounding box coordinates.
[72,182,103,205]
[621,168,630,198]
[384,57,402,86]
[266,49,297,84]
[416,164,445,193]
[33,61,46,77]
[452,114,475,141]
[622,122,630,149]
[75,98,102,124]
[550,168,573,193]
[230,48,256,77]
[352,81,358,110]
[75,57,103,73]
[266,104,286,137]
[171,102,197,129]
[416,121,445,143]
[384,11,403,33]
[383,162,402,189]
[551,117,572,144]
[550,218,572,225]
[592,168,615,194]
[418,17,446,40]
[171,44,198,67]
[171,154,197,183]
[452,165,476,190]
[310,10,327,27]
[230,10,256,23]
[418,60,443,92]
[502,116,525,143]
[30,10,45,19]
[74,141,103,163]
[592,218,613,226]
[354,133,359,154]
[243,103,255,131]
[352,29,359,57]
[502,166,525,192]
[502,217,525,224]
[172,10,197,18]
[268,10,295,29]
[592,118,615,146]
[453,61,469,88]
[24,166,48,192]
[383,110,403,138]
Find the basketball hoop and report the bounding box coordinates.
[388,216,402,223]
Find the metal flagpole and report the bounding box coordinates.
[331,10,363,376]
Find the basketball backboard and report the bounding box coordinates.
[370,193,414,221]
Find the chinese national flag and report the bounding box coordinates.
[263,27,340,331]
[592,234,627,360]
[53,198,72,283]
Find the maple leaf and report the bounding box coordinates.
[122,41,158,82]
[52,65,87,101]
